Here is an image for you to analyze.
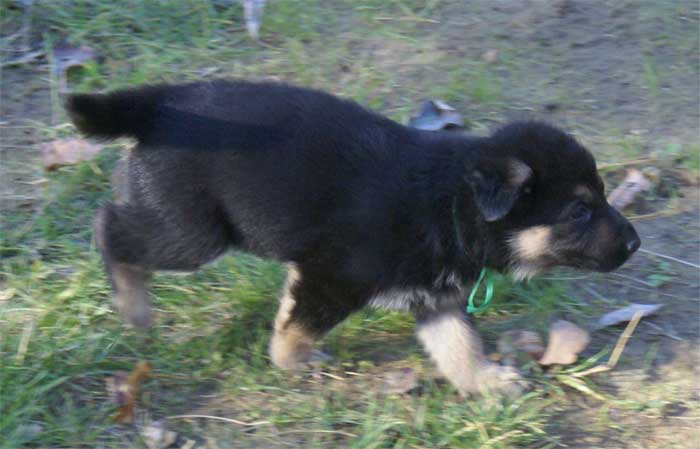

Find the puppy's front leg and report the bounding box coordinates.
[416,309,523,396]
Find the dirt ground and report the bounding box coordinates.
[2,1,698,448]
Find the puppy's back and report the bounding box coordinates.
[66,80,389,152]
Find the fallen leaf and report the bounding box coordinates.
[498,330,545,365]
[52,44,97,77]
[596,303,662,328]
[408,100,464,131]
[607,168,652,210]
[179,439,196,449]
[383,367,418,394]
[106,360,151,424]
[141,421,178,449]
[41,138,103,171]
[538,321,591,366]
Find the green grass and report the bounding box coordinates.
[2,0,698,448]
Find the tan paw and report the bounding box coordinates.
[114,290,152,329]
[476,362,527,398]
[271,347,331,371]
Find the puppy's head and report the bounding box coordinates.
[467,122,640,280]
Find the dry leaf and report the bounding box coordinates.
[41,138,103,171]
[383,368,418,394]
[141,421,178,449]
[538,321,591,366]
[498,330,545,365]
[596,303,662,328]
[408,100,464,131]
[607,168,652,210]
[179,439,196,449]
[106,360,151,423]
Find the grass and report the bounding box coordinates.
[2,1,698,448]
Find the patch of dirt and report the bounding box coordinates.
[560,212,700,448]
[436,0,699,143]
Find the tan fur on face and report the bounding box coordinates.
[509,226,553,281]
[416,312,523,396]
[269,265,316,369]
[511,225,552,260]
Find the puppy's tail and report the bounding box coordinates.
[65,86,165,141]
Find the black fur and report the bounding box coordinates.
[67,80,639,373]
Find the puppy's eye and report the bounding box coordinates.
[569,201,592,222]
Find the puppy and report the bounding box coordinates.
[66,80,640,395]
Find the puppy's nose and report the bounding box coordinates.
[626,236,641,253]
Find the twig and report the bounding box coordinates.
[607,311,643,368]
[643,321,683,341]
[629,209,687,221]
[570,365,610,377]
[573,311,643,378]
[608,272,656,287]
[637,248,700,270]
[0,50,44,68]
[374,16,440,23]
[15,320,34,365]
[597,158,656,170]
[622,283,691,300]
[318,371,345,380]
[582,285,612,304]
[276,429,357,438]
[167,414,270,427]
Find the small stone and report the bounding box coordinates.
[141,421,178,449]
[481,49,499,64]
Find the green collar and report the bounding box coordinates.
[451,197,495,314]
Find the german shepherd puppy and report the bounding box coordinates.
[66,80,640,395]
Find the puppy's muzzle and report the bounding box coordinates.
[599,206,641,271]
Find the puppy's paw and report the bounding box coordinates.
[475,363,528,398]
[272,348,332,371]
[113,290,152,329]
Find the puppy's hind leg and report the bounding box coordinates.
[416,309,524,397]
[94,205,152,328]
[270,266,358,370]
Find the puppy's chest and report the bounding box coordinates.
[368,271,465,312]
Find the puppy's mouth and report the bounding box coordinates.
[509,255,628,279]
[565,254,630,273]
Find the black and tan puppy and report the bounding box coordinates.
[66,80,640,395]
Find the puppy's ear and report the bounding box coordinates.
[468,158,532,222]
